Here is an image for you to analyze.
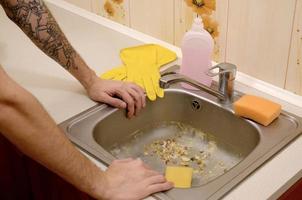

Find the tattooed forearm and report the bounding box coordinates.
[1,0,77,70]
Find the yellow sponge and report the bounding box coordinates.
[165,166,193,189]
[233,95,281,126]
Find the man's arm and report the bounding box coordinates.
[0,66,105,198]
[0,0,145,118]
[0,67,173,199]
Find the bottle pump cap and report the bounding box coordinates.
[191,17,204,32]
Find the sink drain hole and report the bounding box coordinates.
[191,100,201,111]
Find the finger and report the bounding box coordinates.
[130,83,146,108]
[143,77,156,101]
[126,87,142,116]
[145,170,162,178]
[100,93,126,109]
[111,158,133,166]
[114,158,134,163]
[116,89,135,118]
[130,82,145,94]
[152,75,164,98]
[147,181,174,194]
[145,175,166,185]
[136,169,161,178]
[134,77,147,107]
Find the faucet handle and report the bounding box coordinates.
[207,63,237,103]
[207,63,237,80]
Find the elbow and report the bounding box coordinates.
[0,69,34,111]
[0,86,36,128]
[0,87,34,110]
[0,68,39,133]
[0,88,21,108]
[0,90,24,113]
[0,94,16,126]
[0,99,14,124]
[0,94,21,108]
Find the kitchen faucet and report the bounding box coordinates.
[159,63,237,103]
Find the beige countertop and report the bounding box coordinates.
[1,1,302,199]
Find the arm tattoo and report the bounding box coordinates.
[1,0,77,70]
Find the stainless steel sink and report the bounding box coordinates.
[60,70,302,200]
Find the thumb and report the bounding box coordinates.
[101,93,127,109]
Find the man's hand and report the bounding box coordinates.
[99,158,173,200]
[86,76,146,118]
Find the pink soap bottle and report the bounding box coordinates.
[180,17,214,89]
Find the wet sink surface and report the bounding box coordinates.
[93,91,259,187]
[60,87,302,200]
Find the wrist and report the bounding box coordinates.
[90,171,110,200]
[81,69,98,91]
[71,55,98,90]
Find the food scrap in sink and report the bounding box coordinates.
[110,121,242,186]
[143,130,219,176]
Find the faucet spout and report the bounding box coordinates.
[160,73,226,101]
[160,63,237,103]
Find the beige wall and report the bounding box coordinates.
[63,0,302,96]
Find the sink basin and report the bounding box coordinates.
[93,90,260,187]
[60,73,302,200]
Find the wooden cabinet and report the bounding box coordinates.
[278,177,302,200]
[226,0,296,88]
[285,0,302,94]
[64,0,93,11]
[129,0,175,44]
[0,135,93,200]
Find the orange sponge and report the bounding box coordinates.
[233,95,281,126]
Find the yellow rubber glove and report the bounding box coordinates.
[154,44,178,66]
[100,44,177,100]
[100,65,126,81]
[121,44,162,101]
[101,44,176,81]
